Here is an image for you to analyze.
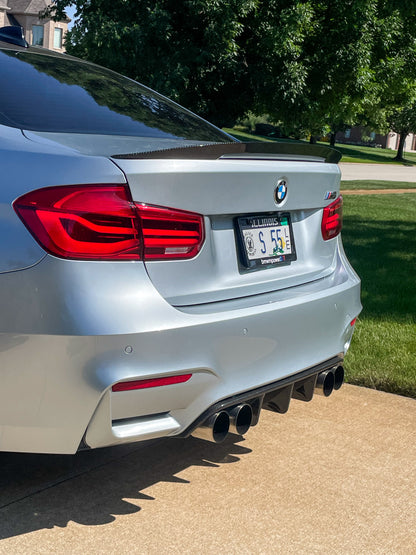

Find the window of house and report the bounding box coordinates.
[344,129,351,139]
[32,25,44,46]
[370,131,376,140]
[54,28,63,49]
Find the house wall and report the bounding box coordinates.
[5,1,68,52]
[45,20,66,51]
[10,13,66,51]
[0,4,9,26]
[386,132,416,152]
[336,127,416,152]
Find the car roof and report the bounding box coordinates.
[0,40,80,61]
[0,40,27,52]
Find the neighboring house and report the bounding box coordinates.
[336,126,416,152]
[0,2,10,27]
[1,0,69,52]
[382,131,416,152]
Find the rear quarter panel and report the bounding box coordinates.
[0,125,126,273]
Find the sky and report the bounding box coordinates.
[66,5,76,29]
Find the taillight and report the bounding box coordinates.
[13,185,204,261]
[14,185,141,260]
[135,203,204,260]
[321,195,343,241]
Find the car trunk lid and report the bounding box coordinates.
[112,144,342,306]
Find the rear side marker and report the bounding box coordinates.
[112,374,192,392]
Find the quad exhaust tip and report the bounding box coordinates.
[191,410,230,443]
[334,365,345,390]
[315,366,344,397]
[191,366,344,443]
[229,404,253,435]
[191,403,253,443]
[315,369,335,397]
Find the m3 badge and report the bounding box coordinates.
[324,191,337,200]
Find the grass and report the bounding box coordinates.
[223,126,416,396]
[223,127,416,165]
[222,127,299,143]
[332,143,416,165]
[341,180,416,190]
[342,193,416,398]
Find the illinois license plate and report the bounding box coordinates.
[237,213,296,268]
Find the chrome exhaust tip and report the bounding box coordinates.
[191,411,230,443]
[315,370,335,397]
[229,403,253,435]
[334,365,345,390]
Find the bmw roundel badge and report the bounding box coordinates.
[275,180,288,204]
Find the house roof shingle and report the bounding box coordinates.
[6,0,48,14]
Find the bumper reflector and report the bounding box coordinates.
[112,374,192,392]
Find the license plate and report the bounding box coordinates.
[237,213,296,269]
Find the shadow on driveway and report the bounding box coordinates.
[0,436,250,539]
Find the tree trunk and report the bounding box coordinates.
[394,132,408,161]
[309,135,317,144]
[329,132,336,147]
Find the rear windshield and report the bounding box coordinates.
[0,49,230,143]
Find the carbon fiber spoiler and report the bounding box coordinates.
[112,142,342,164]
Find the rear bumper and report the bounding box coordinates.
[0,241,361,454]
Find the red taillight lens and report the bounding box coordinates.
[136,203,204,260]
[13,185,205,261]
[13,185,142,260]
[112,374,192,392]
[321,195,343,241]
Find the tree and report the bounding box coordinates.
[386,105,416,161]
[47,1,381,139]
[47,0,416,153]
[247,0,380,145]
[46,0,257,127]
[366,1,416,160]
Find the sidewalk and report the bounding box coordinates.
[339,162,416,181]
[342,188,416,195]
[0,385,415,553]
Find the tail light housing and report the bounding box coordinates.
[13,185,204,261]
[136,203,204,260]
[321,195,343,240]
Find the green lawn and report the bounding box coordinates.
[335,143,416,165]
[342,193,416,398]
[223,126,416,396]
[341,180,416,190]
[223,127,416,165]
[222,127,296,143]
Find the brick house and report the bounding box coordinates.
[0,2,10,27]
[335,126,416,152]
[1,0,69,52]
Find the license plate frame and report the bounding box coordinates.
[236,213,297,269]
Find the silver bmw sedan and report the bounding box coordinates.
[0,29,361,454]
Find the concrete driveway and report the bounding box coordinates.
[0,385,414,554]
[339,162,416,181]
